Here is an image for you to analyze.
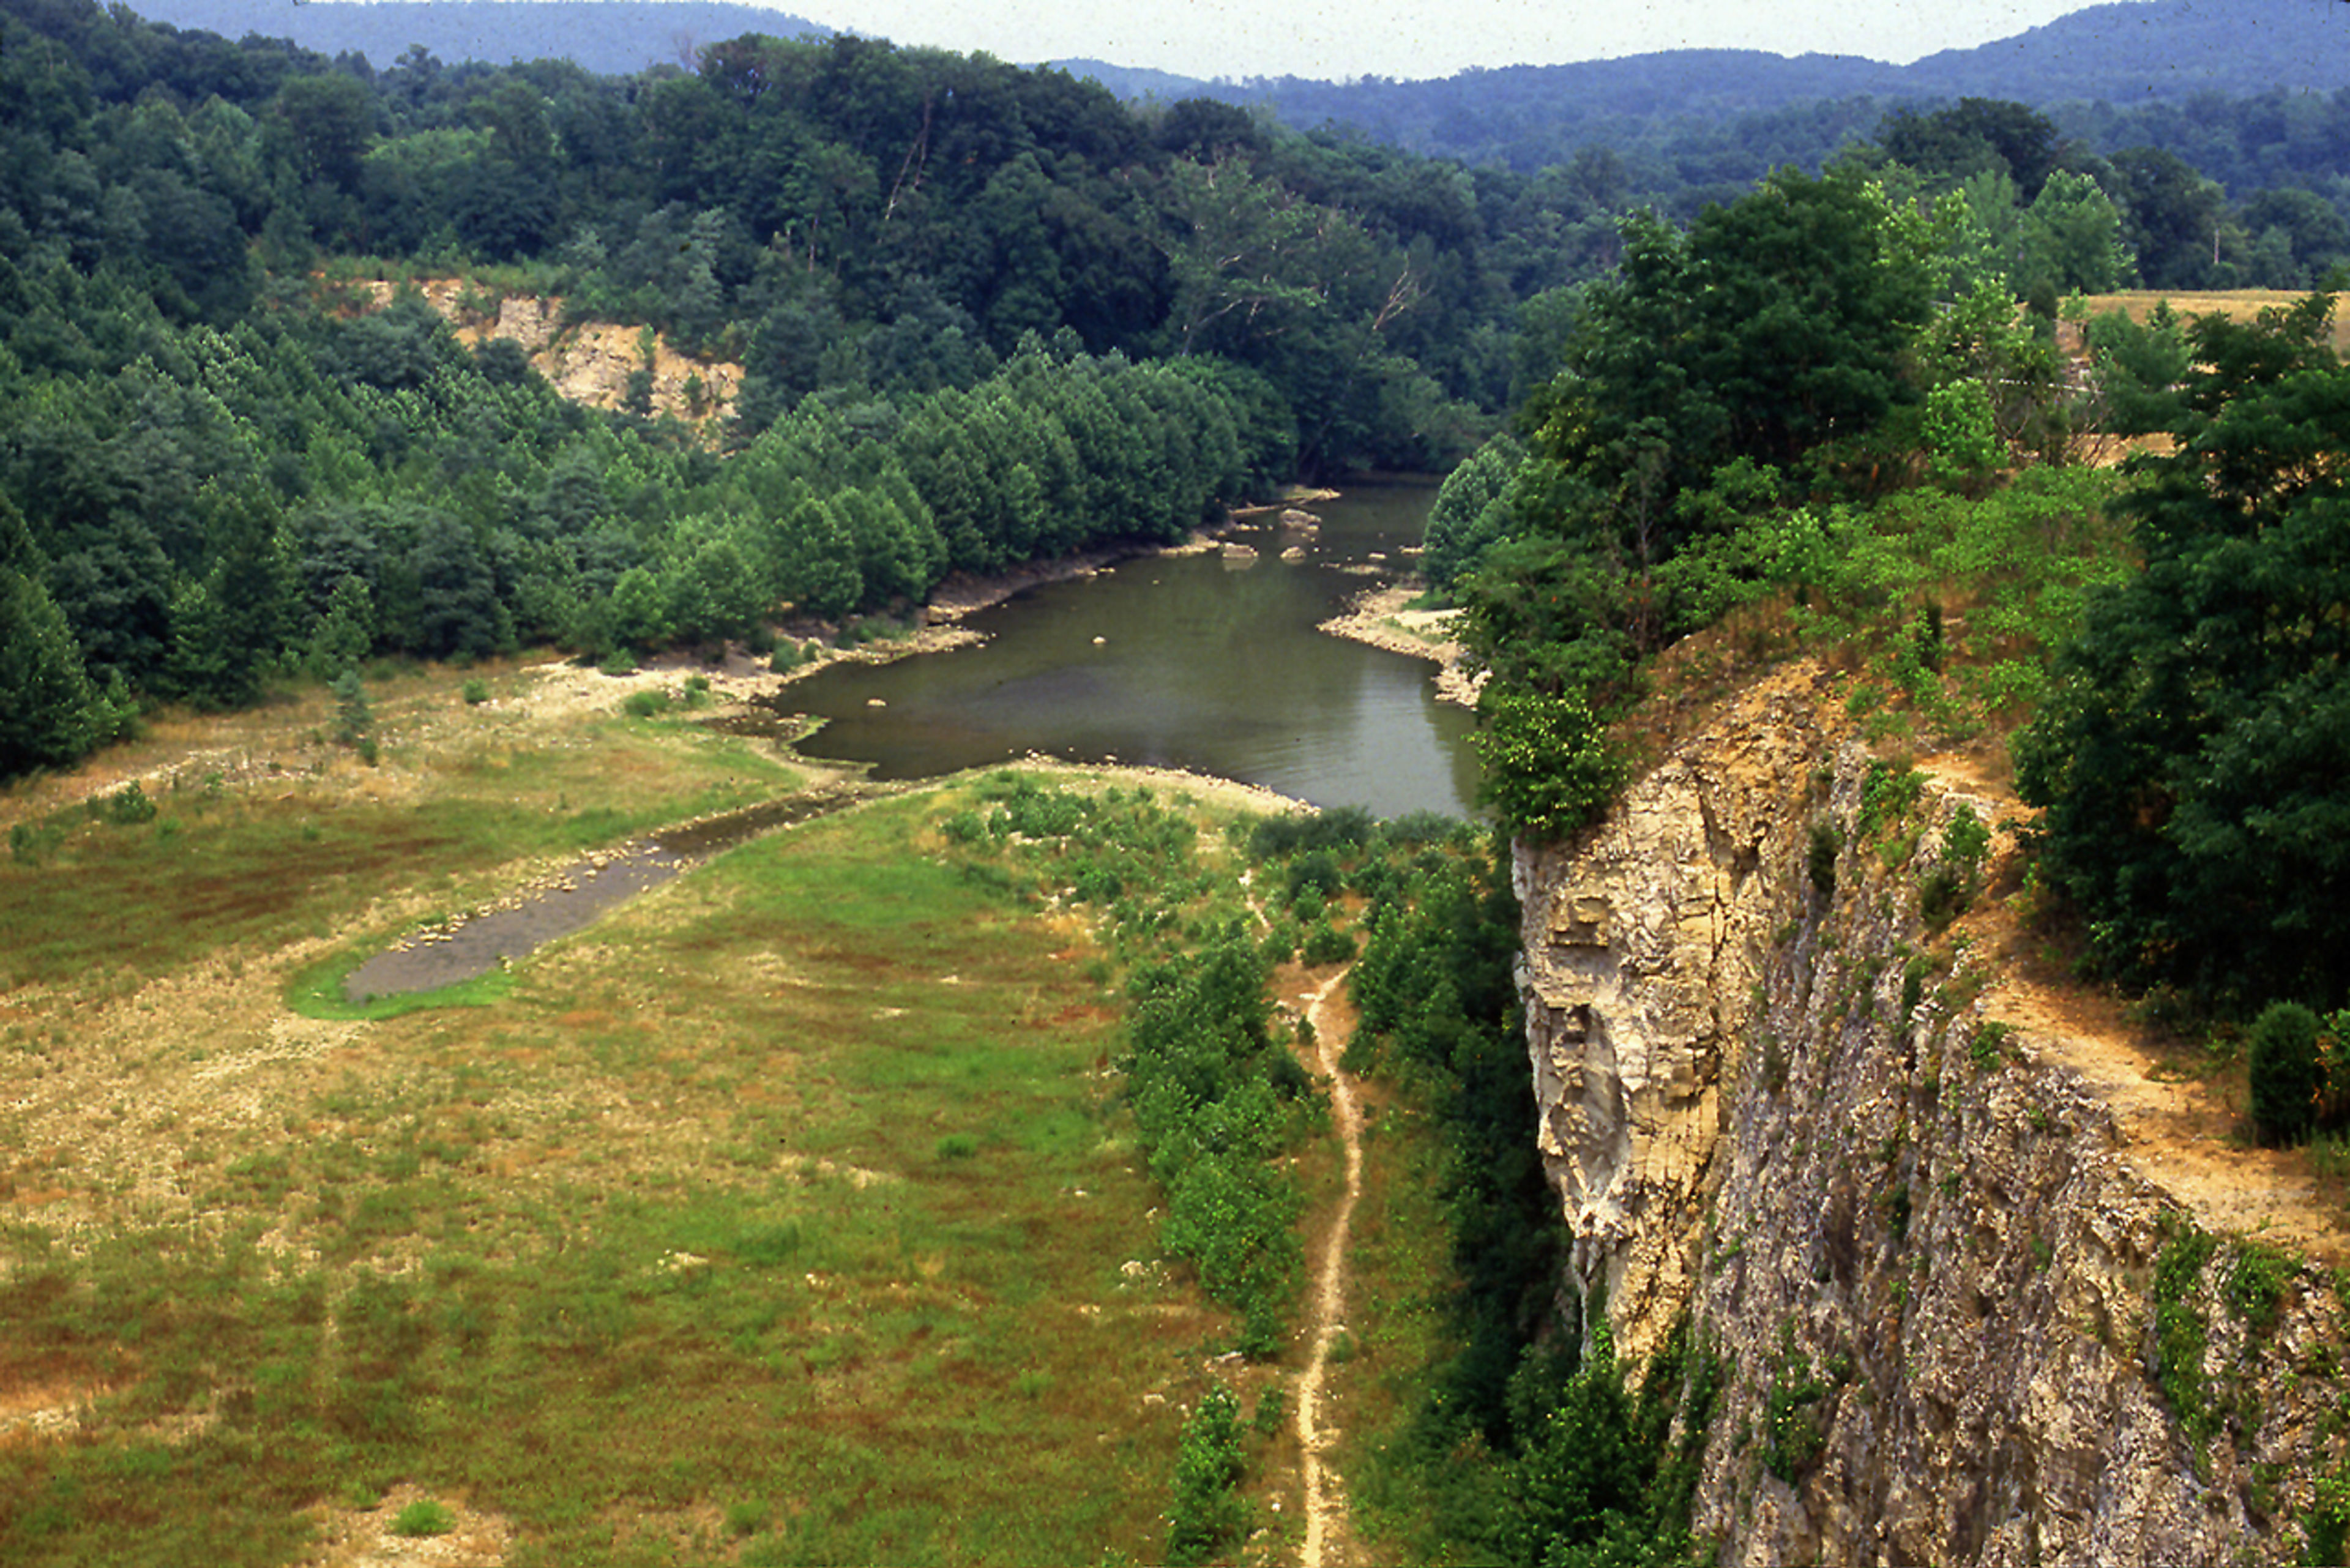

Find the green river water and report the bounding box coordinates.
[786,479,1483,819]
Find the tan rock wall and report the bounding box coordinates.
[346,279,740,433]
[1517,671,2350,1565]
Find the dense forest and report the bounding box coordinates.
[3,0,2348,1054]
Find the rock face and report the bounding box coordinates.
[347,278,741,431]
[1516,671,2350,1566]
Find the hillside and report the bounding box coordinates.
[122,0,829,77]
[1514,666,2350,1562]
[122,0,2350,179]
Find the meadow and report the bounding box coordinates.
[0,659,1311,1566]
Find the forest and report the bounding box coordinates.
[5,0,2350,1037]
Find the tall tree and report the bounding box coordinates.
[2015,295,2350,1014]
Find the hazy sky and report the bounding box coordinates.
[779,0,2095,81]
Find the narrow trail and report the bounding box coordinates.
[1295,965,1363,1568]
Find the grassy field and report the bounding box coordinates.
[2073,287,2350,356]
[0,659,1302,1566]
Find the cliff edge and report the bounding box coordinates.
[1517,665,2350,1565]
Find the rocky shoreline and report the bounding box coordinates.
[1316,584,1483,708]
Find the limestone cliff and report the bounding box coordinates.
[348,278,742,433]
[1517,670,2350,1566]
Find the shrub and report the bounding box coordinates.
[2308,1461,2350,1568]
[1854,759,1923,842]
[1761,1330,1828,1483]
[1807,819,1840,896]
[1969,1020,2015,1072]
[103,782,157,826]
[621,689,669,719]
[331,670,372,747]
[1472,689,1628,840]
[2152,1220,2218,1441]
[1302,920,1356,966]
[2250,1001,2323,1144]
[460,679,491,705]
[1285,849,1344,904]
[390,1499,455,1537]
[1165,1384,1247,1566]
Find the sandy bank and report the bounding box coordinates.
[1316,584,1484,709]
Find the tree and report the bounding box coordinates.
[2015,170,2133,297]
[0,500,106,777]
[2104,147,2229,291]
[1424,434,1524,591]
[1529,166,1934,515]
[2015,295,2350,1014]
[1878,99,2064,201]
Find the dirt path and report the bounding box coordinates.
[1294,966,1363,1568]
[1919,751,2350,1265]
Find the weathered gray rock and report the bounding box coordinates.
[1517,671,2349,1566]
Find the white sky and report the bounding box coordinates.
[775,0,2095,83]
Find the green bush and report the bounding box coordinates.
[1472,689,1628,840]
[1165,1384,1247,1566]
[1302,920,1356,966]
[1854,759,1923,842]
[2307,1460,2350,1568]
[460,678,491,705]
[1807,820,1840,896]
[2250,1001,2323,1144]
[621,689,670,719]
[102,783,157,826]
[390,1499,455,1537]
[1761,1332,1829,1484]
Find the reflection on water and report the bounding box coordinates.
[788,480,1483,819]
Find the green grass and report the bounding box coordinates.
[0,718,798,996]
[0,774,1234,1567]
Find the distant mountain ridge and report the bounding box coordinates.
[125,0,2350,169]
[130,0,830,77]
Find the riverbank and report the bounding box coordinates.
[1317,584,1483,709]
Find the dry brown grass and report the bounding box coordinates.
[2073,287,2350,357]
[0,660,1265,1567]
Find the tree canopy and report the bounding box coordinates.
[2015,295,2350,1015]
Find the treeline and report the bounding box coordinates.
[0,274,1259,774]
[0,0,1584,461]
[1258,81,2350,293]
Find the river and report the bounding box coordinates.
[343,482,1479,999]
[784,479,1484,819]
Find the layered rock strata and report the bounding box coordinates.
[1516,671,2350,1565]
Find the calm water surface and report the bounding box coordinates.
[788,480,1483,818]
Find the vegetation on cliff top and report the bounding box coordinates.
[1436,101,2347,1038]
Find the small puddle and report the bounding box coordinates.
[341,789,870,1001]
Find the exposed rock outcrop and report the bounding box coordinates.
[1517,668,2350,1566]
[346,278,741,431]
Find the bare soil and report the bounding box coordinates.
[1292,964,1366,1568]
[1917,751,2350,1266]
